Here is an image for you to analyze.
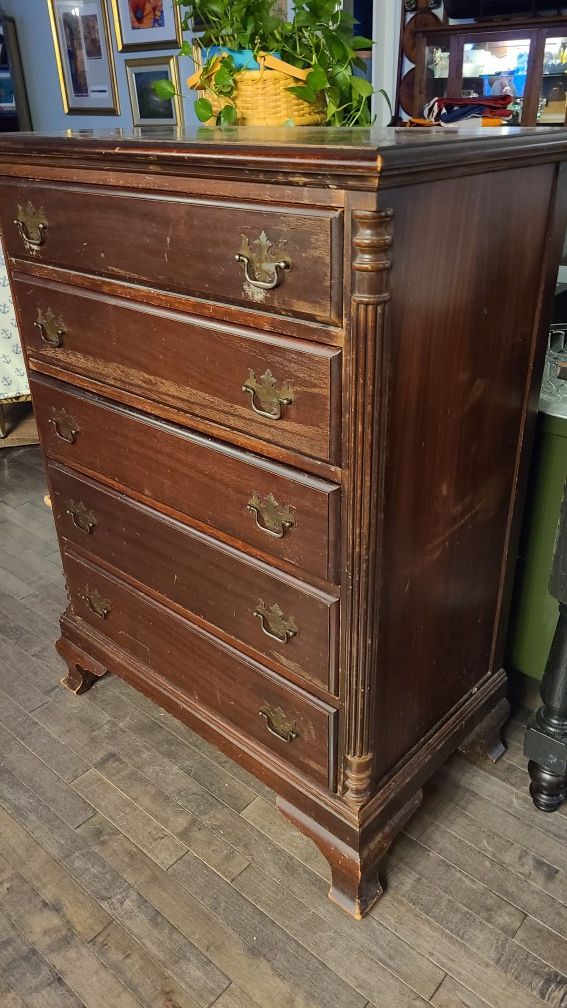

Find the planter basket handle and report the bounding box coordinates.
[188,49,325,127]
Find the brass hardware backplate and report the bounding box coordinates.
[80,586,111,619]
[259,704,299,742]
[243,369,293,420]
[35,306,65,348]
[65,499,96,534]
[14,201,48,249]
[254,601,298,643]
[49,407,79,444]
[247,493,295,538]
[235,231,291,292]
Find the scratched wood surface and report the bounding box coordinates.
[0,444,566,1008]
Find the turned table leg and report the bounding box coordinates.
[524,600,567,812]
[524,480,567,813]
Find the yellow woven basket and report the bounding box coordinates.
[189,52,326,127]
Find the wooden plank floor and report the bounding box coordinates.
[0,445,566,1008]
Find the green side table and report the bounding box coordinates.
[507,411,567,681]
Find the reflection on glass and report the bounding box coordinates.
[539,37,567,124]
[462,39,530,99]
[425,45,450,104]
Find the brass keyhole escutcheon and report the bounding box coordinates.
[34,307,66,348]
[14,201,48,249]
[243,369,294,420]
[247,493,295,539]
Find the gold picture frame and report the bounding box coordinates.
[125,55,183,126]
[47,0,119,115]
[110,0,183,52]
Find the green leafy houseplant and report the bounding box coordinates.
[179,0,282,52]
[274,0,374,127]
[154,0,376,127]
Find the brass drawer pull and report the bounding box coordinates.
[243,369,293,420]
[34,307,65,348]
[235,231,291,291]
[65,500,96,534]
[14,201,48,249]
[49,407,79,444]
[247,493,295,539]
[259,704,299,743]
[80,586,111,619]
[254,601,298,643]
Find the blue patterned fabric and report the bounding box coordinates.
[0,237,28,401]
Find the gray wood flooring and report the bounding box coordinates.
[0,444,566,1008]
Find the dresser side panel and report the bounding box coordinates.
[374,162,558,779]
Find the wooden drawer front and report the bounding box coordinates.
[64,550,335,787]
[32,377,338,582]
[1,182,342,325]
[15,275,341,464]
[49,462,338,692]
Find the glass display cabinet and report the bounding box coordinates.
[399,14,567,124]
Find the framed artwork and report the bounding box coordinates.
[125,55,182,126]
[110,0,183,52]
[47,0,119,114]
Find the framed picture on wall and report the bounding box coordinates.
[47,0,119,114]
[110,0,183,52]
[125,55,182,126]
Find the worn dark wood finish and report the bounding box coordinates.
[13,272,342,464]
[3,448,567,1008]
[62,550,336,789]
[374,163,559,780]
[459,697,510,764]
[48,462,339,694]
[2,126,567,919]
[278,791,423,919]
[0,180,342,325]
[31,374,339,583]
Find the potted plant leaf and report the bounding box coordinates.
[153,0,375,127]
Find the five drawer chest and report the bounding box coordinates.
[1,125,565,918]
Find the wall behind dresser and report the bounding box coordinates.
[0,0,198,131]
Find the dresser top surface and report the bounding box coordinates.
[1,124,566,188]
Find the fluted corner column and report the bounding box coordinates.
[342,208,393,808]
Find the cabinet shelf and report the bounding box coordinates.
[398,10,567,125]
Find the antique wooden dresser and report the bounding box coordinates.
[1,126,565,918]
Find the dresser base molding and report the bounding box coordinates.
[278,790,423,919]
[56,635,107,695]
[56,611,508,916]
[458,696,510,764]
